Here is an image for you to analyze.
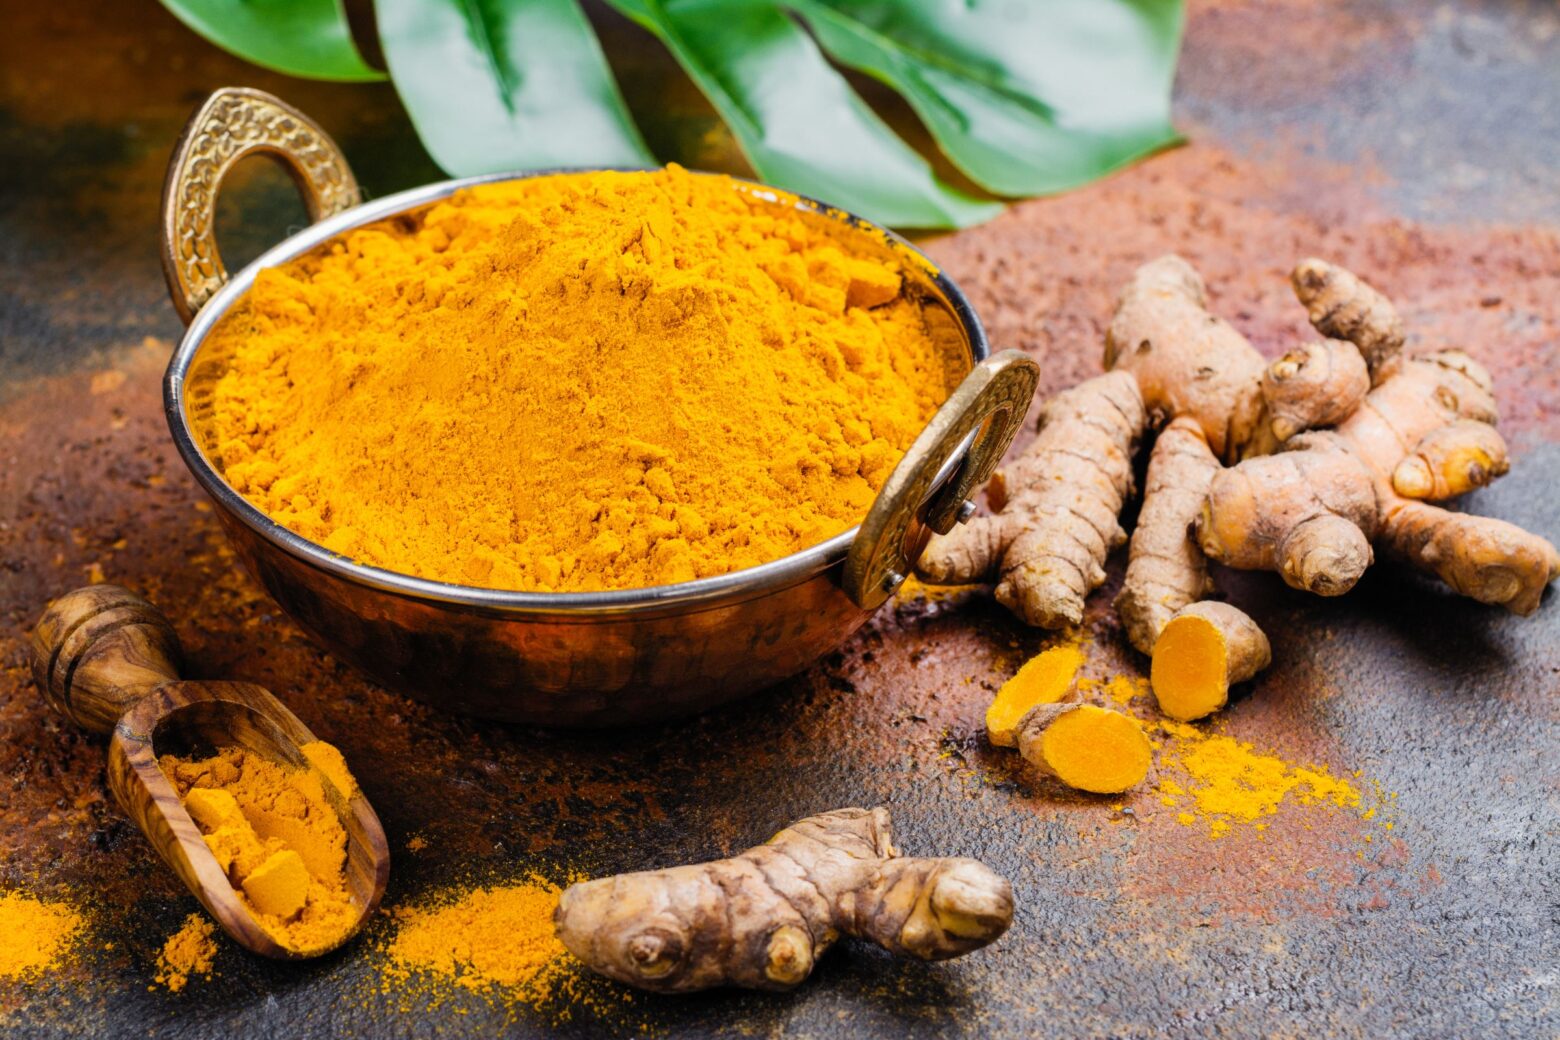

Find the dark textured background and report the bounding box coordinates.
[1,1,1557,1036]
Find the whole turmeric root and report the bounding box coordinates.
[1115,417,1220,655]
[1262,338,1371,442]
[1290,258,1404,383]
[923,256,1347,641]
[1199,263,1559,613]
[916,371,1145,628]
[553,808,1013,993]
[1103,255,1280,464]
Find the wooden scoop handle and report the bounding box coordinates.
[31,584,183,734]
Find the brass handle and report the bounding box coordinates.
[844,350,1040,610]
[160,87,361,324]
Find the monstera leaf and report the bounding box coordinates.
[375,0,655,174]
[159,0,384,81]
[784,0,1185,197]
[158,0,1185,228]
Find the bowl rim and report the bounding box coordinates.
[164,167,991,617]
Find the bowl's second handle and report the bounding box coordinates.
[160,87,362,324]
[844,350,1040,610]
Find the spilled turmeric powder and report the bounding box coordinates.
[1155,721,1361,838]
[154,913,218,992]
[378,873,639,1024]
[0,892,82,980]
[976,635,1377,831]
[378,875,639,1024]
[894,575,981,604]
[159,745,358,954]
[384,877,570,994]
[202,165,963,592]
[1077,672,1150,707]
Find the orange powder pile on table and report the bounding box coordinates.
[378,873,644,1026]
[154,913,218,992]
[200,165,964,591]
[384,877,571,997]
[0,892,83,980]
[1155,721,1363,838]
[160,744,358,954]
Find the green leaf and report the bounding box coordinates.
[785,0,1184,197]
[605,0,1002,230]
[158,0,384,81]
[375,0,655,175]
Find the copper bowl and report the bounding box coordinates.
[159,88,1037,726]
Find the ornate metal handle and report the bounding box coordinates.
[160,87,361,324]
[844,349,1040,610]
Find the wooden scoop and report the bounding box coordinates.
[30,584,390,958]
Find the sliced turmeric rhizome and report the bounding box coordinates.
[1016,704,1151,794]
[985,644,1084,747]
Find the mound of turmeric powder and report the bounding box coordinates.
[202,165,963,591]
[0,892,82,980]
[383,877,571,995]
[160,745,358,954]
[154,913,218,992]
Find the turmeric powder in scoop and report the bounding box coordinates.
[200,165,963,591]
[160,744,358,954]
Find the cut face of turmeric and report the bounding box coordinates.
[1015,704,1151,794]
[1151,601,1271,722]
[985,644,1084,747]
[1152,615,1227,721]
[160,745,358,954]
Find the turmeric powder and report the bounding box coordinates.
[1156,721,1362,838]
[202,165,962,591]
[0,891,82,979]
[384,877,572,995]
[159,745,358,954]
[154,913,218,992]
[380,875,640,1023]
[300,740,358,801]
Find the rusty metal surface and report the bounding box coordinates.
[1,1,1557,1037]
